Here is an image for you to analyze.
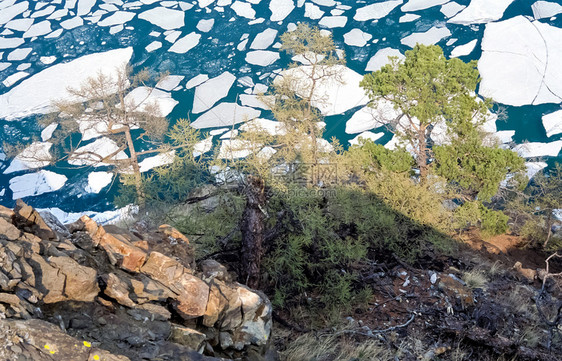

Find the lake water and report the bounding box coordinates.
[0,0,561,218]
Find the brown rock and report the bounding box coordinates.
[170,324,206,351]
[0,292,20,306]
[438,275,474,309]
[0,218,20,241]
[97,229,147,273]
[48,256,100,302]
[129,276,174,304]
[159,224,190,244]
[200,260,229,282]
[13,199,57,240]
[203,281,229,327]
[0,205,14,220]
[103,273,135,307]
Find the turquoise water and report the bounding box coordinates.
[0,0,561,213]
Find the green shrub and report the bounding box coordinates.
[453,201,508,237]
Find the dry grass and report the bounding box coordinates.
[462,269,488,289]
[281,332,393,361]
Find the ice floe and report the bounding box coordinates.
[494,130,515,144]
[191,103,261,129]
[2,72,29,87]
[449,0,514,25]
[193,136,214,157]
[0,37,24,49]
[168,32,201,53]
[349,131,384,146]
[278,65,368,116]
[0,1,28,25]
[37,205,138,225]
[399,13,420,22]
[146,41,162,52]
[231,1,255,19]
[61,16,83,29]
[345,100,400,134]
[343,29,372,47]
[218,139,258,159]
[478,16,562,106]
[68,137,129,166]
[318,15,347,28]
[305,2,323,19]
[440,1,465,18]
[354,1,402,22]
[450,39,477,57]
[97,11,135,27]
[7,47,31,61]
[525,162,548,179]
[196,18,215,32]
[156,75,184,91]
[124,87,178,117]
[269,0,295,22]
[250,28,278,50]
[532,1,562,19]
[542,110,562,138]
[4,142,52,174]
[41,123,58,142]
[77,0,96,16]
[365,47,404,72]
[401,26,451,47]
[0,47,133,120]
[240,94,273,110]
[10,170,67,200]
[311,0,336,6]
[138,7,184,30]
[85,171,113,193]
[23,20,51,38]
[192,71,236,114]
[5,18,33,31]
[186,74,209,89]
[513,141,562,158]
[39,55,56,64]
[246,50,280,66]
[138,150,175,172]
[239,118,285,135]
[401,0,448,12]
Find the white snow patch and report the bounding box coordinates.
[542,110,562,138]
[478,16,562,106]
[354,1,402,22]
[168,32,201,53]
[365,48,404,72]
[513,141,562,158]
[85,171,113,193]
[192,71,236,114]
[450,39,477,57]
[191,103,261,129]
[138,7,184,30]
[343,28,372,47]
[400,26,451,47]
[449,0,514,25]
[10,170,67,199]
[0,48,133,120]
[246,50,280,66]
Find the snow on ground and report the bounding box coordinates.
[401,26,451,47]
[124,87,178,117]
[85,171,113,193]
[191,103,261,128]
[138,7,184,30]
[365,47,404,72]
[240,118,285,135]
[349,131,385,146]
[532,1,562,19]
[246,50,280,66]
[192,71,236,114]
[399,13,421,22]
[193,136,214,157]
[231,1,255,19]
[354,1,402,21]
[513,141,562,158]
[542,110,562,138]
[278,65,368,116]
[450,39,477,57]
[97,11,135,27]
[250,28,278,50]
[168,32,201,53]
[269,0,295,22]
[449,0,514,25]
[478,16,562,106]
[401,0,448,12]
[525,161,548,179]
[68,137,128,166]
[41,123,58,142]
[343,28,372,47]
[0,47,133,120]
[4,142,52,174]
[305,3,324,19]
[440,1,465,18]
[9,170,67,200]
[138,150,175,172]
[156,75,184,91]
[196,18,214,32]
[318,15,347,28]
[494,130,516,143]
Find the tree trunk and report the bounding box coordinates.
[417,126,429,180]
[124,127,145,211]
[240,175,266,288]
[543,214,553,249]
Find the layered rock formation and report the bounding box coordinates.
[0,200,272,361]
